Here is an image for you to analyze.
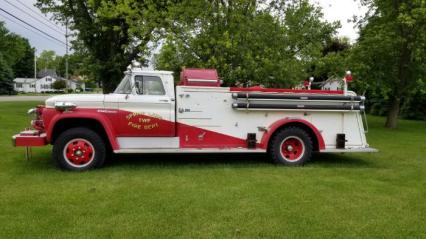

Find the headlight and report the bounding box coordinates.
[27,106,44,120]
[27,108,36,115]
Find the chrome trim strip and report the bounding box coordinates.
[320,147,378,153]
[114,148,267,154]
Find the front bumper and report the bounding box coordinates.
[12,130,48,147]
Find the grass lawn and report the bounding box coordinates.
[0,101,425,238]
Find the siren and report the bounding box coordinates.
[132,60,142,68]
[343,70,353,95]
[308,76,314,90]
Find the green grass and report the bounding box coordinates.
[0,101,425,238]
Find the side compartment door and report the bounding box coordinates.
[117,74,175,137]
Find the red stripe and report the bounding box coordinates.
[230,87,343,95]
[41,108,325,151]
[177,123,248,148]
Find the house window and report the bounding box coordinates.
[15,83,23,88]
[46,77,52,82]
[30,84,35,88]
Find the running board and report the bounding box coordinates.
[320,147,378,153]
[114,148,267,154]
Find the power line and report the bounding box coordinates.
[15,0,65,32]
[2,0,65,35]
[0,7,66,46]
[0,11,65,47]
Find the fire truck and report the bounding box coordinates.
[12,65,377,171]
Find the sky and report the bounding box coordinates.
[310,0,368,41]
[0,0,66,55]
[0,0,367,57]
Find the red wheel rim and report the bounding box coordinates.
[63,138,95,167]
[279,136,305,161]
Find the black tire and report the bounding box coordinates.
[269,127,313,166]
[52,127,106,171]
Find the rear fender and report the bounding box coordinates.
[260,118,325,151]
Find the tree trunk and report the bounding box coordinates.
[385,97,401,128]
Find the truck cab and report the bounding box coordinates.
[105,70,176,137]
[13,66,377,171]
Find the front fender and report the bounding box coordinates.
[44,108,119,150]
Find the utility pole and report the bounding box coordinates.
[34,49,37,93]
[65,19,69,88]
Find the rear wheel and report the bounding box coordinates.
[269,127,313,166]
[53,127,106,171]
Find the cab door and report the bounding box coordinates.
[117,74,175,137]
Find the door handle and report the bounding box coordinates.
[159,99,169,102]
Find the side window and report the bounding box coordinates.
[134,76,144,94]
[114,76,132,94]
[134,75,165,95]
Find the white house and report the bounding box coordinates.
[14,76,55,93]
[14,69,85,93]
[321,77,343,91]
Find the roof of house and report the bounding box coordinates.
[13,78,37,84]
[320,77,342,86]
[37,69,58,78]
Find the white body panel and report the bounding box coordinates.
[176,86,368,150]
[45,94,105,109]
[117,137,179,149]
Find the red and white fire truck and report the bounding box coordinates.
[12,65,377,171]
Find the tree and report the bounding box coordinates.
[0,21,35,94]
[155,0,338,87]
[309,37,352,83]
[57,52,85,78]
[0,21,34,79]
[52,79,66,90]
[37,50,59,72]
[0,53,14,95]
[350,0,426,128]
[13,42,35,78]
[36,0,178,93]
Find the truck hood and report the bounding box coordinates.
[45,94,105,108]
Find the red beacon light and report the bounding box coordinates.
[302,77,314,90]
[303,80,310,87]
[345,71,353,83]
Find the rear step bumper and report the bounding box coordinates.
[320,147,378,153]
[12,130,48,147]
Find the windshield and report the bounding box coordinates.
[114,75,132,94]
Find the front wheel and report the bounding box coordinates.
[269,127,313,166]
[52,127,106,171]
